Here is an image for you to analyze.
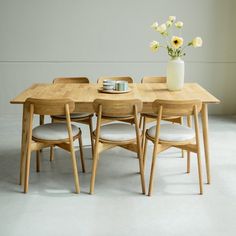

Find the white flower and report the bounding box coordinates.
[166,20,172,27]
[175,21,183,28]
[151,22,159,31]
[157,23,167,34]
[168,16,176,22]
[192,37,203,47]
[150,41,160,52]
[171,36,184,49]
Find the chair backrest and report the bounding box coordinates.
[141,76,166,83]
[152,99,202,116]
[25,98,75,115]
[53,77,90,84]
[97,76,133,84]
[93,99,142,118]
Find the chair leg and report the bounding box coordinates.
[70,146,80,194]
[49,117,55,161]
[148,145,158,196]
[90,145,99,194]
[187,115,192,169]
[138,152,146,194]
[139,115,143,129]
[136,134,146,194]
[141,116,146,149]
[196,150,203,195]
[187,152,191,173]
[39,115,44,153]
[36,151,40,172]
[78,136,86,173]
[50,146,54,161]
[88,117,94,157]
[24,146,32,193]
[143,136,148,171]
[179,117,185,158]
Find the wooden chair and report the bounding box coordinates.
[53,77,89,84]
[143,99,203,196]
[141,76,167,83]
[50,77,94,158]
[22,98,85,194]
[97,76,133,84]
[140,76,183,133]
[140,76,192,159]
[90,99,146,194]
[97,76,135,125]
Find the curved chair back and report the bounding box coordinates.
[93,99,142,118]
[25,98,75,116]
[152,99,202,117]
[53,77,89,84]
[141,76,166,83]
[97,76,133,84]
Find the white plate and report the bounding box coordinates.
[98,87,132,94]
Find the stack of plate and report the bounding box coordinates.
[103,80,116,91]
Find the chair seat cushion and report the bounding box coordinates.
[98,123,139,142]
[147,123,195,142]
[53,113,93,119]
[32,123,80,141]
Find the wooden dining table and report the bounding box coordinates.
[11,83,220,185]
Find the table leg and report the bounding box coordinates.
[19,103,30,185]
[39,115,44,153]
[201,103,211,184]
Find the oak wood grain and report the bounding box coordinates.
[11,83,220,114]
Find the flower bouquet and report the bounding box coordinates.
[150,16,203,90]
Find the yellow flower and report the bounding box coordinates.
[157,23,167,34]
[192,37,203,47]
[171,36,184,49]
[175,21,183,28]
[166,20,172,27]
[168,16,176,22]
[151,22,159,31]
[150,41,160,52]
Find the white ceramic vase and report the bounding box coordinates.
[167,57,185,91]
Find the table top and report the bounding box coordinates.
[10,83,220,113]
[11,83,220,105]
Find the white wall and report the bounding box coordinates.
[0,0,236,115]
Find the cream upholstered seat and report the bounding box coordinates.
[147,123,195,142]
[32,123,80,141]
[53,113,92,119]
[98,123,139,142]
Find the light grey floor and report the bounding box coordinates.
[0,115,236,236]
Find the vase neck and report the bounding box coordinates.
[170,57,181,61]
